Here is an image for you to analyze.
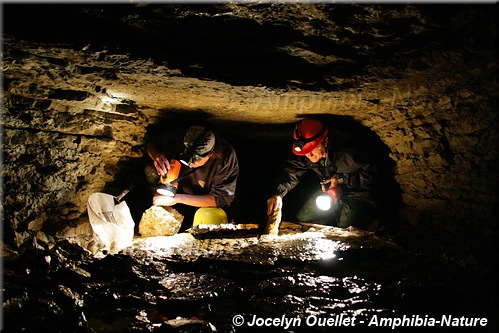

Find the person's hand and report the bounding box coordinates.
[267,194,283,215]
[153,153,170,176]
[322,175,343,204]
[153,194,177,206]
[321,174,341,191]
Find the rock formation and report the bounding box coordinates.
[138,206,184,237]
[2,3,497,273]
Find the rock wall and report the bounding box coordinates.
[1,3,497,271]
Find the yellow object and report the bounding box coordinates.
[193,208,228,226]
[160,159,181,187]
[157,159,182,197]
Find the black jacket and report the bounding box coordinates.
[273,144,377,201]
[178,138,239,208]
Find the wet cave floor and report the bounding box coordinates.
[2,223,497,332]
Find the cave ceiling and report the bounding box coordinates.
[4,2,493,125]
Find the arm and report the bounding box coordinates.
[153,193,217,208]
[267,156,308,214]
[272,156,309,197]
[175,193,217,207]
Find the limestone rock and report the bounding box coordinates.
[138,206,184,237]
[54,218,109,257]
[265,208,282,235]
[1,241,20,262]
[2,3,497,274]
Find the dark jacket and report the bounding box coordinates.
[177,138,239,208]
[150,126,239,208]
[273,144,377,202]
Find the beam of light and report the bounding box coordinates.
[316,193,333,211]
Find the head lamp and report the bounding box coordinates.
[292,120,327,155]
[179,149,194,166]
[179,148,210,166]
[293,139,307,152]
[180,126,215,165]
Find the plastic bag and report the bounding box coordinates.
[87,193,135,254]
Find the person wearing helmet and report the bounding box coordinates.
[267,117,379,230]
[145,123,239,231]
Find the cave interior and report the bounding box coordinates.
[1,2,498,332]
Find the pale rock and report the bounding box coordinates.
[138,206,184,237]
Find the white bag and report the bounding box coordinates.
[87,193,135,254]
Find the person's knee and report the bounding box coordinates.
[336,200,377,230]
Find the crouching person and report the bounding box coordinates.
[145,124,239,231]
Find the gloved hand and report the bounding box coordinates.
[325,186,342,204]
[321,174,343,204]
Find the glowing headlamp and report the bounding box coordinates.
[293,139,307,152]
[179,149,211,166]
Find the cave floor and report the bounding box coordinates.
[2,222,496,332]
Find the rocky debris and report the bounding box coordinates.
[138,205,184,237]
[189,223,260,236]
[1,240,21,262]
[54,218,109,257]
[2,224,496,332]
[159,318,217,332]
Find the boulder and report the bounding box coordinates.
[138,206,184,237]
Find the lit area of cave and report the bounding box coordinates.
[1,2,498,332]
